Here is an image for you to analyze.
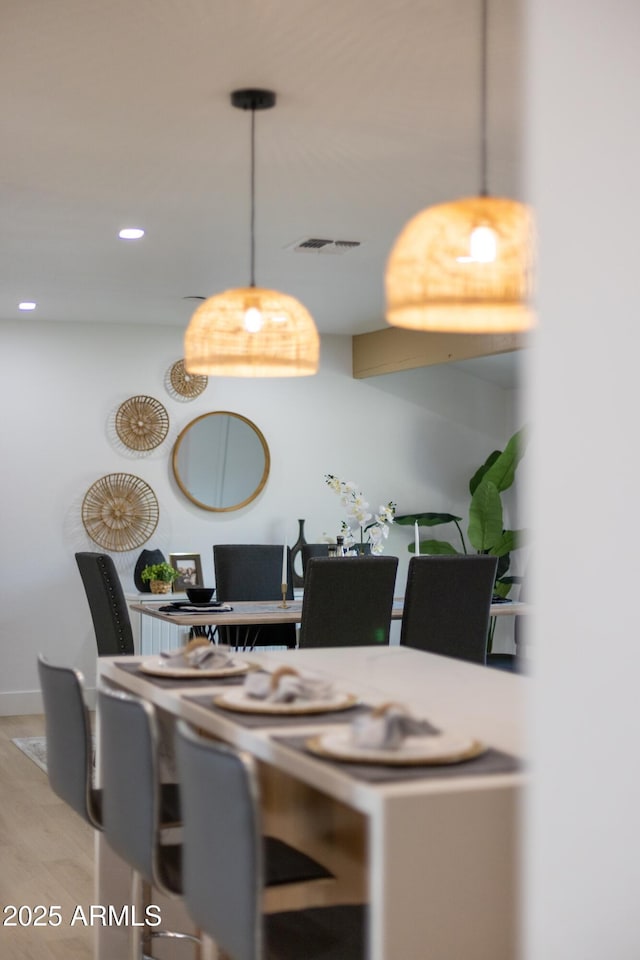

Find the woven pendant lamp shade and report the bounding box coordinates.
[385,195,535,334]
[184,88,319,377]
[184,286,320,377]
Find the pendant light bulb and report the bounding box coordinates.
[457,225,497,263]
[469,225,497,262]
[244,305,264,333]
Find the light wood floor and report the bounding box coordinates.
[0,714,95,959]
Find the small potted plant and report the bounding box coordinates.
[140,562,179,594]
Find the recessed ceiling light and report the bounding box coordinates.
[19,301,36,311]
[118,227,145,240]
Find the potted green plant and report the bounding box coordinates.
[140,561,179,594]
[395,427,528,649]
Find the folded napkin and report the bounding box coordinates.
[351,703,433,750]
[244,667,334,703]
[158,603,233,614]
[160,639,233,669]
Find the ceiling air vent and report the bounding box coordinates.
[286,237,362,255]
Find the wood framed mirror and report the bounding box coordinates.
[172,411,270,512]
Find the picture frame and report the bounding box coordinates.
[169,552,203,592]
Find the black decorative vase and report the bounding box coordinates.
[134,548,166,593]
[290,519,307,588]
[351,542,372,556]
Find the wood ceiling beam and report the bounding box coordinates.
[352,327,528,379]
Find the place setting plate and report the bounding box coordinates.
[305,730,487,766]
[212,689,360,715]
[139,656,251,679]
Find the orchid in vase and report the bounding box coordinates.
[324,474,396,554]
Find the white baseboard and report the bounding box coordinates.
[0,686,97,717]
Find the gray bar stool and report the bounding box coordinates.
[176,721,366,960]
[37,656,182,960]
[98,687,197,960]
[99,687,335,959]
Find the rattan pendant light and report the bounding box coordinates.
[184,89,319,377]
[385,0,535,334]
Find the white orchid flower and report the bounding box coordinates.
[378,504,395,524]
[326,475,394,554]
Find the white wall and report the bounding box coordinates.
[0,320,519,713]
[525,1,640,957]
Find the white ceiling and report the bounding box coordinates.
[1,0,523,382]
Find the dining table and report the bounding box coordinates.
[128,595,530,630]
[96,644,525,960]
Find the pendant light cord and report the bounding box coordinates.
[249,105,256,287]
[480,0,489,197]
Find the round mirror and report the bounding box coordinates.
[172,411,270,512]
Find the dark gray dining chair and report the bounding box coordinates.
[175,722,366,960]
[99,687,333,959]
[213,544,296,649]
[400,555,498,664]
[298,556,398,648]
[301,543,329,580]
[75,551,134,656]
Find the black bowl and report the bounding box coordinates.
[186,586,215,604]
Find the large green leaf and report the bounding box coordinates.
[482,428,527,493]
[498,575,523,586]
[469,450,501,496]
[492,580,513,599]
[417,540,459,555]
[468,480,503,552]
[491,528,528,556]
[494,573,524,598]
[489,530,517,557]
[395,512,463,526]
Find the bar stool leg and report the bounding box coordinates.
[200,933,221,959]
[129,872,148,960]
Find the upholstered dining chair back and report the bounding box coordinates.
[298,556,398,648]
[400,555,498,664]
[98,687,200,959]
[213,544,294,600]
[301,543,329,580]
[98,687,167,887]
[176,724,262,960]
[75,551,134,656]
[175,722,365,960]
[37,655,100,828]
[213,544,296,649]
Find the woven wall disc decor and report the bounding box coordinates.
[169,359,208,399]
[115,395,169,451]
[81,473,159,552]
